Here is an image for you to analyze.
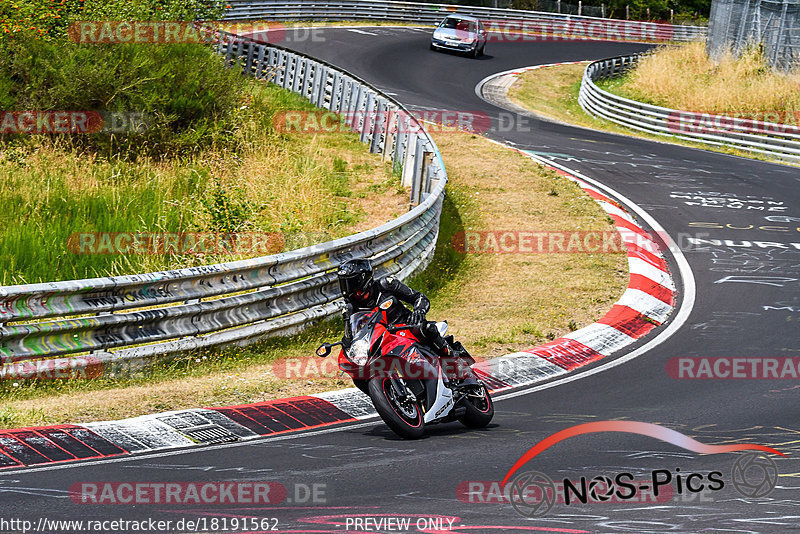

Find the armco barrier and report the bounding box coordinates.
[579,54,800,162]
[221,0,706,42]
[0,31,447,379]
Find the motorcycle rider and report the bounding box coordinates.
[337,258,451,357]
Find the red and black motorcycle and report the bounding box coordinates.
[316,296,493,439]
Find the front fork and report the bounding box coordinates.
[390,377,411,400]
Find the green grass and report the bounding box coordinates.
[0,81,398,284]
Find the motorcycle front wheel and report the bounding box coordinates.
[368,377,425,439]
[459,385,494,428]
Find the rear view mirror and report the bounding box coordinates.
[316,343,332,357]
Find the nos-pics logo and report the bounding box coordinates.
[501,421,782,518]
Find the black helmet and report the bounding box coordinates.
[337,259,373,300]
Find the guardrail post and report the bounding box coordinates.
[245,41,255,75]
[292,56,303,93]
[330,73,342,111]
[360,92,376,143]
[421,150,434,200]
[392,110,408,168]
[255,45,266,78]
[401,130,417,188]
[312,66,326,108]
[282,54,293,89]
[348,85,365,132]
[275,50,285,86]
[382,104,396,161]
[300,59,311,98]
[371,98,387,154]
[409,136,427,207]
[225,36,236,65]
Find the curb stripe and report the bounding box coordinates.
[597,304,660,338]
[611,215,652,240]
[628,274,675,305]
[625,240,669,272]
[616,288,673,324]
[525,337,604,370]
[630,257,675,291]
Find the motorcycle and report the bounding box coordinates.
[316,295,494,439]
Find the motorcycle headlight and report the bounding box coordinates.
[348,337,370,366]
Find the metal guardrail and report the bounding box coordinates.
[221,0,707,42]
[579,54,800,162]
[0,31,447,379]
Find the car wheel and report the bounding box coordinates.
[479,43,486,56]
[470,46,479,59]
[430,43,436,51]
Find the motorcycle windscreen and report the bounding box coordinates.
[349,311,373,337]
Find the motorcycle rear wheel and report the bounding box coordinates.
[368,377,425,439]
[459,385,494,428]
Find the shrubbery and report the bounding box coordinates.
[0,37,264,158]
[1,0,225,42]
[0,0,263,159]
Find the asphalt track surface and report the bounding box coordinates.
[2,28,800,534]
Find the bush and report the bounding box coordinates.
[0,0,225,42]
[0,37,262,159]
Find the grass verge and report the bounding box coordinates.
[507,58,794,163]
[602,41,800,115]
[0,130,627,429]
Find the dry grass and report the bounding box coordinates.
[0,131,627,428]
[508,59,789,162]
[617,41,800,115]
[507,62,650,138]
[423,132,627,358]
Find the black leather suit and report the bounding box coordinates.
[341,276,446,354]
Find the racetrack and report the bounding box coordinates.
[2,27,799,533]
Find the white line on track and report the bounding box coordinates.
[346,28,379,35]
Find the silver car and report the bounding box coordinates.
[430,14,487,58]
